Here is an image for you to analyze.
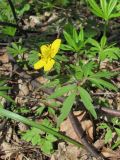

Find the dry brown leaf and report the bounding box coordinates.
[0,53,9,63]
[18,79,29,96]
[6,127,13,143]
[60,116,81,142]
[15,153,24,160]
[101,147,117,158]
[18,122,28,132]
[81,120,94,142]
[94,140,105,149]
[1,142,20,160]
[51,142,81,160]
[36,76,48,84]
[60,111,94,143]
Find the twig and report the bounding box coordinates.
[0,21,42,34]
[7,0,18,23]
[0,21,17,28]
[96,106,120,117]
[91,92,117,96]
[112,67,120,72]
[69,111,105,160]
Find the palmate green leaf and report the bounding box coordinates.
[96,79,117,91]
[63,31,78,50]
[12,42,18,50]
[108,0,118,16]
[78,87,97,118]
[48,84,77,99]
[89,78,104,89]
[89,78,117,91]
[102,47,119,54]
[88,0,103,17]
[82,61,94,77]
[28,50,39,65]
[99,50,107,61]
[90,71,116,79]
[100,36,107,48]
[46,134,57,142]
[22,127,41,144]
[88,38,101,49]
[89,8,103,18]
[2,27,16,36]
[36,106,45,115]
[78,28,84,42]
[109,12,120,19]
[107,52,119,60]
[73,28,78,43]
[41,140,53,154]
[57,92,76,126]
[32,134,41,145]
[100,0,108,19]
[60,44,75,51]
[100,47,119,60]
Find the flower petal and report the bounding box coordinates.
[41,45,50,57]
[51,39,61,58]
[44,58,55,71]
[34,59,46,70]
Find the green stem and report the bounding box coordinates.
[0,107,83,148]
[103,21,108,36]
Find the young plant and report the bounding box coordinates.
[98,118,120,146]
[7,42,26,57]
[88,36,120,61]
[61,26,87,53]
[87,0,120,21]
[22,119,57,154]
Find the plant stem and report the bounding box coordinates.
[103,21,108,36]
[0,107,83,148]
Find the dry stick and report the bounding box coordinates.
[0,21,42,34]
[69,111,105,160]
[95,106,120,117]
[7,0,18,23]
[0,18,60,34]
[0,21,18,28]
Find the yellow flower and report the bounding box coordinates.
[34,39,61,71]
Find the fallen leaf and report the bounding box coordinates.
[0,53,9,63]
